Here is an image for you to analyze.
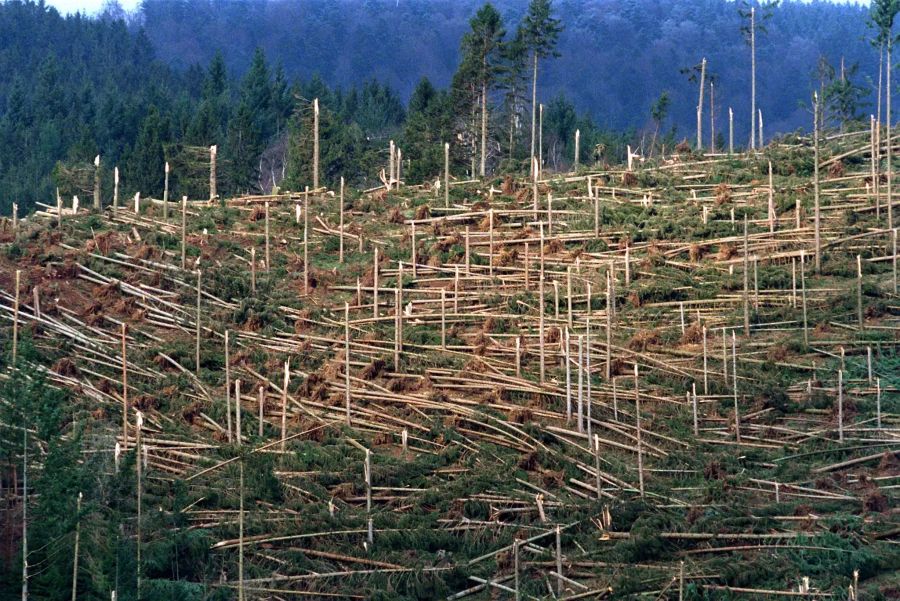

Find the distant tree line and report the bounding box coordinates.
[0,0,882,216]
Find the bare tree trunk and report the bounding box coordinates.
[313,98,320,191]
[480,80,487,178]
[93,155,101,210]
[470,97,477,177]
[801,251,809,347]
[195,270,201,374]
[509,107,516,161]
[238,460,245,601]
[12,270,19,363]
[389,140,395,190]
[750,7,756,151]
[539,103,544,179]
[71,492,81,601]
[121,323,128,449]
[530,52,538,178]
[235,380,242,446]
[136,412,143,600]
[758,109,764,148]
[814,93,822,273]
[163,161,169,221]
[710,81,716,153]
[225,331,232,443]
[281,360,289,449]
[878,43,884,134]
[743,216,750,336]
[339,177,345,263]
[697,58,706,151]
[889,40,894,230]
[731,333,740,443]
[345,302,351,426]
[209,145,217,202]
[113,167,119,214]
[444,143,450,207]
[21,430,27,601]
[574,129,580,171]
[181,197,187,270]
[634,364,644,497]
[304,188,309,294]
[539,279,545,383]
[729,107,734,154]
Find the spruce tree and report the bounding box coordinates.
[127,106,170,196]
[461,3,505,177]
[738,1,779,150]
[522,0,562,176]
[225,101,263,195]
[498,27,528,163]
[403,77,453,183]
[241,48,275,142]
[872,0,899,229]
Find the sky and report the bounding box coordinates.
[42,0,870,17]
[46,0,139,15]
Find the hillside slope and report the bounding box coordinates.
[0,130,897,598]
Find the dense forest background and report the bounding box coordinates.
[139,0,874,134]
[0,0,879,213]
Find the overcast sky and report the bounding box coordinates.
[41,0,870,17]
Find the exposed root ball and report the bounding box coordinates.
[388,207,405,224]
[680,322,703,345]
[689,243,703,263]
[716,243,736,260]
[828,160,844,179]
[53,358,79,377]
[361,358,386,380]
[501,175,516,195]
[628,328,659,351]
[714,183,731,205]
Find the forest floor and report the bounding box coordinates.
[1,130,898,600]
